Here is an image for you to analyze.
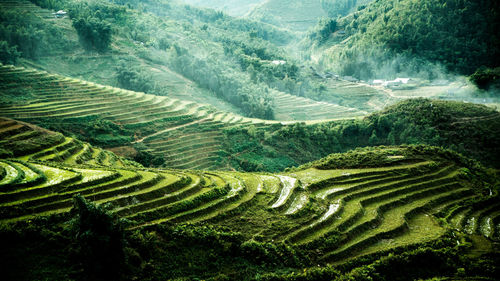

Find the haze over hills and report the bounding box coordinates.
[0,0,499,280]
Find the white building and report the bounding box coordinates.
[53,10,67,18]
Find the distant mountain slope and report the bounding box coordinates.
[181,0,265,17]
[312,0,500,79]
[247,0,328,32]
[0,65,367,170]
[245,0,373,32]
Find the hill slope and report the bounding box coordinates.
[181,0,265,17]
[1,65,499,172]
[311,0,500,79]
[247,0,328,32]
[0,122,498,280]
[1,0,374,120]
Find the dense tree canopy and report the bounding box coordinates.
[315,0,500,79]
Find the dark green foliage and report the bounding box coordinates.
[320,0,500,78]
[168,44,275,119]
[312,147,408,170]
[0,41,20,64]
[69,195,127,281]
[72,15,112,52]
[0,132,65,157]
[469,67,500,90]
[256,266,340,281]
[126,224,308,280]
[308,18,337,44]
[367,99,500,167]
[0,9,70,61]
[115,60,154,93]
[2,218,498,280]
[133,143,165,167]
[33,116,133,148]
[222,126,297,172]
[223,99,500,172]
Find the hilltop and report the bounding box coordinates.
[245,0,374,32]
[0,117,499,280]
[246,0,328,32]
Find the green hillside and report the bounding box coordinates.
[310,0,500,79]
[2,65,499,172]
[182,0,265,17]
[0,0,499,280]
[245,0,374,32]
[247,0,328,32]
[0,118,499,280]
[0,0,394,120]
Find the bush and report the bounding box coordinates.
[469,67,500,90]
[69,195,127,281]
[115,60,154,93]
[0,40,20,64]
[72,15,112,52]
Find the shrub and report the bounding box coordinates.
[72,15,112,52]
[0,41,20,64]
[69,195,127,281]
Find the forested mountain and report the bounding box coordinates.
[0,0,296,119]
[0,0,383,120]
[309,0,500,80]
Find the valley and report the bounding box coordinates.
[0,0,499,280]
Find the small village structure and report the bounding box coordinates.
[52,10,67,18]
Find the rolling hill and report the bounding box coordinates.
[0,117,498,280]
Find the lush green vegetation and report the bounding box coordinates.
[0,1,499,279]
[0,6,73,63]
[469,67,500,90]
[23,0,299,119]
[222,99,500,171]
[313,0,500,79]
[0,121,498,280]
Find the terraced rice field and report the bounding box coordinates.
[0,65,281,169]
[272,89,366,120]
[0,65,367,170]
[325,79,394,112]
[0,120,495,263]
[0,0,54,18]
